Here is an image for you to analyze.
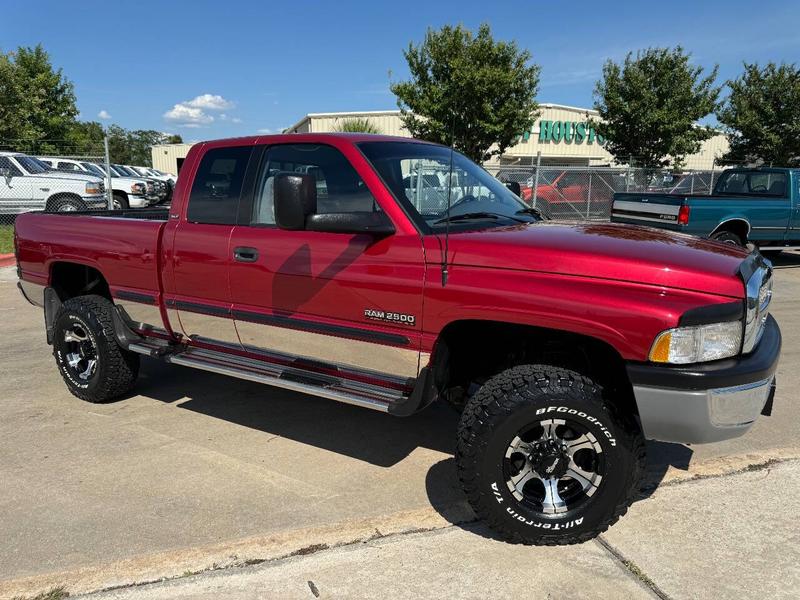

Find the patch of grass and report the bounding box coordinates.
[0,224,13,254]
[12,586,69,600]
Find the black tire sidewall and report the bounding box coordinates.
[113,193,129,210]
[53,308,109,397]
[711,231,743,246]
[53,197,86,212]
[474,395,636,538]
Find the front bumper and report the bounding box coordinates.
[627,315,781,444]
[128,194,150,208]
[84,195,109,209]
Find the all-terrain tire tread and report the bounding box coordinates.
[54,295,139,402]
[455,364,645,545]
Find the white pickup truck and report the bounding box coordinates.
[38,157,152,209]
[0,152,107,214]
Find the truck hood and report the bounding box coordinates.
[41,171,101,183]
[442,221,748,298]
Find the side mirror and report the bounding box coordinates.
[0,167,11,181]
[274,172,317,230]
[306,211,395,235]
[505,181,521,197]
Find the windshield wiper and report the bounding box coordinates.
[516,206,545,219]
[434,211,527,225]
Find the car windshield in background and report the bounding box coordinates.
[358,141,538,231]
[82,163,106,177]
[114,165,137,177]
[16,156,48,174]
[715,171,787,197]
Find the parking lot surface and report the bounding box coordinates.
[1,254,800,598]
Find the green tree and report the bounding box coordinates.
[0,45,78,152]
[391,23,540,163]
[106,126,183,166]
[333,117,382,134]
[593,47,720,169]
[717,62,800,166]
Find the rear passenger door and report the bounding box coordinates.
[227,142,426,383]
[163,143,256,347]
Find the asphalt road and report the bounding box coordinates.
[1,253,799,598]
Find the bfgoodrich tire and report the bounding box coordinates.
[456,364,644,545]
[52,295,139,403]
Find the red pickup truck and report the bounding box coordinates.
[14,133,780,545]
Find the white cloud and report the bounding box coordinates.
[163,93,237,127]
[98,109,112,120]
[163,103,214,127]
[186,94,234,111]
[231,117,242,124]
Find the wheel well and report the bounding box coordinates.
[113,190,128,199]
[711,219,749,242]
[49,262,110,301]
[45,193,83,211]
[431,320,637,414]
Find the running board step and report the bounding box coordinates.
[127,341,406,412]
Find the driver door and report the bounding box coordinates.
[228,142,426,383]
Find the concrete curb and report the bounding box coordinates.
[2,447,798,599]
[0,253,15,267]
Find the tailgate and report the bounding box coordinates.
[611,193,687,226]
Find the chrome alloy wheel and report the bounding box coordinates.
[504,418,604,515]
[63,323,98,381]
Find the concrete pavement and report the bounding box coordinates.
[1,252,799,598]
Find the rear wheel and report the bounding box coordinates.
[456,365,644,545]
[710,230,744,246]
[52,295,139,402]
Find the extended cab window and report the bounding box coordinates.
[187,146,253,224]
[252,144,377,225]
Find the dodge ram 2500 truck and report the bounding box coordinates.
[14,134,780,545]
[611,167,800,252]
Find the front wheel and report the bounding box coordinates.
[456,365,644,545]
[50,196,87,212]
[52,295,140,402]
[112,193,129,210]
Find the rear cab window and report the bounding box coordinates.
[715,171,787,197]
[187,146,253,224]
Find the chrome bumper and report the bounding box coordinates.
[632,377,775,443]
[628,315,781,444]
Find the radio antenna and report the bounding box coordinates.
[442,114,455,287]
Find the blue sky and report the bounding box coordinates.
[2,0,798,140]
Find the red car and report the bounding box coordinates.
[14,133,780,545]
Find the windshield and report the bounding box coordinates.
[359,142,537,231]
[82,162,106,177]
[16,155,49,174]
[113,164,136,177]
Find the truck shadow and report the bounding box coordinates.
[767,251,800,270]
[135,358,458,467]
[135,358,694,528]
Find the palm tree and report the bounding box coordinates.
[332,118,381,134]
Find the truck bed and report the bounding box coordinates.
[15,210,168,294]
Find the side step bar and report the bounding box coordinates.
[127,339,407,413]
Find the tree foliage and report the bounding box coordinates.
[0,44,78,152]
[391,24,540,163]
[717,62,800,166]
[593,47,720,169]
[332,118,382,134]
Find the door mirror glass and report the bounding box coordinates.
[0,167,11,180]
[306,211,395,235]
[274,172,317,230]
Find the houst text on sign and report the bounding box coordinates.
[520,120,606,146]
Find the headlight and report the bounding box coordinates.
[131,182,146,194]
[85,181,102,194]
[649,321,742,364]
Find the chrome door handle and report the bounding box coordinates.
[233,246,259,263]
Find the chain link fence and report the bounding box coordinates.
[0,139,174,249]
[487,163,731,221]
